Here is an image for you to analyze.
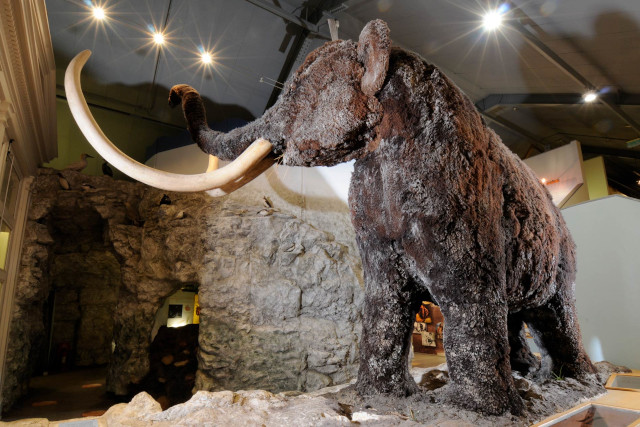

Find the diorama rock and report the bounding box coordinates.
[196,207,362,393]
[2,168,363,411]
[90,361,623,426]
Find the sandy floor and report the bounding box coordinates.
[2,366,122,421]
[412,352,446,369]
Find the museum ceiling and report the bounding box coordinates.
[45,0,640,198]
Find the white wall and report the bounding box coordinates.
[562,196,640,370]
[146,143,356,248]
[523,140,586,207]
[151,290,198,339]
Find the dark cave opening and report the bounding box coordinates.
[139,285,201,409]
[42,205,121,375]
[2,204,125,421]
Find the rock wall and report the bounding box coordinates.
[197,208,363,392]
[50,249,121,368]
[2,168,362,410]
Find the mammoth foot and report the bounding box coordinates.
[438,383,525,416]
[355,376,421,398]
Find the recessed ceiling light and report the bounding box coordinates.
[541,177,547,184]
[92,6,106,20]
[201,52,212,64]
[483,10,503,31]
[482,3,510,31]
[153,32,165,45]
[583,91,598,103]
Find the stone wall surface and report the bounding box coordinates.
[2,168,362,411]
[196,207,363,392]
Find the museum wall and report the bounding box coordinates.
[582,157,610,200]
[152,289,198,338]
[523,141,588,207]
[2,168,363,411]
[563,195,640,370]
[45,98,184,181]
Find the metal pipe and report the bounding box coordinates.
[244,0,320,34]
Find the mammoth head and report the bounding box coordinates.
[64,20,392,194]
[274,19,391,166]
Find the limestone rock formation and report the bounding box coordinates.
[2,168,363,411]
[81,363,615,427]
[103,390,358,426]
[196,207,363,393]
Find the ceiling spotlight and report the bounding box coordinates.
[92,6,106,20]
[201,52,212,64]
[583,91,598,103]
[153,32,165,45]
[482,3,510,31]
[483,10,503,31]
[540,178,547,184]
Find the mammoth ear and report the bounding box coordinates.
[357,20,391,96]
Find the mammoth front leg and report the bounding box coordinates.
[439,299,525,415]
[355,245,420,397]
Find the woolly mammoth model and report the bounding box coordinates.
[65,20,596,415]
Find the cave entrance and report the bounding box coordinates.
[43,205,121,374]
[3,205,123,420]
[138,286,200,409]
[411,301,447,369]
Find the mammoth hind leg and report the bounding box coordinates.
[524,290,596,379]
[507,312,540,375]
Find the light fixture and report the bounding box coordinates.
[153,32,165,45]
[483,10,503,31]
[482,3,510,31]
[201,52,212,64]
[92,6,106,20]
[583,91,598,103]
[540,177,560,185]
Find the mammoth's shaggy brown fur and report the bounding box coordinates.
[169,20,599,415]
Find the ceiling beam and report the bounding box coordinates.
[476,92,640,113]
[607,176,640,199]
[476,93,584,112]
[581,145,640,160]
[261,0,341,110]
[244,0,321,34]
[506,20,640,136]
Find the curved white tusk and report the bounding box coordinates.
[206,155,219,172]
[64,50,273,193]
[206,157,274,197]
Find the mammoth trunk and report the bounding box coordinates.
[169,84,283,161]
